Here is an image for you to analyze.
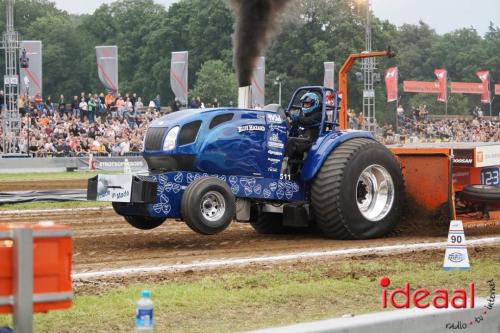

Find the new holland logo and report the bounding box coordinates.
[448,252,465,263]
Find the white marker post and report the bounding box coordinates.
[443,220,470,271]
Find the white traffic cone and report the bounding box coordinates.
[443,220,470,271]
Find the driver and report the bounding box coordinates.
[290,92,322,141]
[286,92,322,174]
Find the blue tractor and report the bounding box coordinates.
[88,85,404,239]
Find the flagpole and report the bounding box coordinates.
[395,97,399,134]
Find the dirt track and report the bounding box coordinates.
[3,207,500,279]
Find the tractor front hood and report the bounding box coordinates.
[148,107,250,129]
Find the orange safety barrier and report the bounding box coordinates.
[0,223,73,314]
[390,144,500,228]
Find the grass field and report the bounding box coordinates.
[1,248,498,333]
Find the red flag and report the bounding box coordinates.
[434,69,447,102]
[476,70,490,103]
[385,67,398,102]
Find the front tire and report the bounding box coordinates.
[181,177,236,235]
[311,138,403,239]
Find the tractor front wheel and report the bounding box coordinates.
[181,177,236,235]
[311,138,403,239]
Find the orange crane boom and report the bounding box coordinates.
[338,50,395,129]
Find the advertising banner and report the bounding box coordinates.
[96,46,119,94]
[77,156,147,172]
[450,82,483,94]
[170,51,189,105]
[385,67,398,102]
[251,56,266,107]
[323,62,335,90]
[403,81,439,93]
[19,41,42,98]
[434,69,447,102]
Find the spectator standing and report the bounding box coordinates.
[131,93,137,113]
[17,95,27,116]
[116,96,125,118]
[189,97,200,109]
[58,95,66,118]
[171,97,181,112]
[154,95,161,112]
[71,96,79,118]
[357,112,364,130]
[135,97,144,113]
[105,92,114,109]
[88,97,96,123]
[0,90,5,110]
[79,98,88,122]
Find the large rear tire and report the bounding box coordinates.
[311,138,403,239]
[181,177,236,235]
[123,215,166,230]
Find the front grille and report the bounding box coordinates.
[144,127,167,151]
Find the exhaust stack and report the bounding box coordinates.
[238,86,253,109]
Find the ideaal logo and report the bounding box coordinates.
[379,277,475,309]
[379,277,496,330]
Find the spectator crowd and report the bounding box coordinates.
[0,91,164,156]
[379,104,499,144]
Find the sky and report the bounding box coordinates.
[52,0,499,36]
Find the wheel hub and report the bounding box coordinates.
[356,164,395,222]
[200,191,226,222]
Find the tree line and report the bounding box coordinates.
[0,0,499,123]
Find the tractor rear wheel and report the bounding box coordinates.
[181,177,236,235]
[311,138,403,239]
[123,215,166,230]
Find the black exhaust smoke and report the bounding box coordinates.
[228,0,292,87]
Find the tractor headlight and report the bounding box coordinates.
[163,126,179,151]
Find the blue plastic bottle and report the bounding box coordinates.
[135,290,154,332]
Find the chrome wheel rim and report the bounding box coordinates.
[200,191,226,222]
[356,164,395,222]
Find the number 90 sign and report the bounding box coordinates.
[480,167,499,186]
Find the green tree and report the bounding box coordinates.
[191,59,237,106]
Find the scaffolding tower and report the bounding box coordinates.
[361,0,376,133]
[1,0,20,155]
